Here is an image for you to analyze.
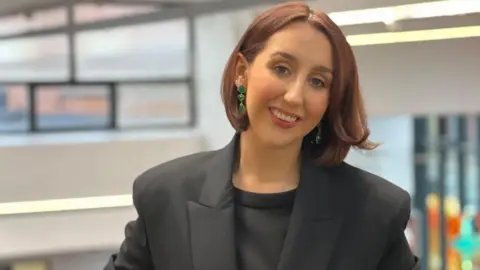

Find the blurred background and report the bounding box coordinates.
[0,0,478,269]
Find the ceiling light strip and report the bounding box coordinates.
[347,25,480,46]
[0,194,133,215]
[328,0,480,26]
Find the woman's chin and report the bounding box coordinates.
[257,131,303,149]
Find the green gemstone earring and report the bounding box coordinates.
[237,85,246,114]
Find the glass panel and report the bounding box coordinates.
[75,19,189,81]
[74,3,158,24]
[0,8,66,36]
[35,85,110,130]
[0,85,29,132]
[0,35,69,82]
[117,83,190,128]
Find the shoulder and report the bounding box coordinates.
[334,162,411,229]
[131,150,216,207]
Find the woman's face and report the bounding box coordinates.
[237,21,333,147]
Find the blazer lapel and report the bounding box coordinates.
[277,161,345,270]
[188,134,238,270]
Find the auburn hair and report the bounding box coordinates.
[221,2,378,166]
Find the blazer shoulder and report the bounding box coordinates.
[340,162,412,226]
[132,150,216,204]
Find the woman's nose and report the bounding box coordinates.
[283,81,304,106]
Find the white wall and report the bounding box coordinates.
[1,207,134,260]
[194,11,242,150]
[0,130,204,262]
[0,131,204,203]
[354,37,480,116]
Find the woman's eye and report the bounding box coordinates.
[274,65,290,75]
[310,77,325,88]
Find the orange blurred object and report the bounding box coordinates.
[427,194,440,229]
[448,249,462,270]
[447,215,461,239]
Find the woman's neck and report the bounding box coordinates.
[234,130,302,193]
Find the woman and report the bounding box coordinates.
[105,2,419,270]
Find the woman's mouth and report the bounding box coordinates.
[269,107,301,128]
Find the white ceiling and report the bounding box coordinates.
[0,0,67,15]
[0,0,434,17]
[107,0,222,2]
[307,0,428,13]
[0,0,220,16]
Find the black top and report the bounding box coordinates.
[234,187,296,270]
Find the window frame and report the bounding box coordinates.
[0,5,196,133]
[4,79,194,133]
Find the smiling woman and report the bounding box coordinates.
[221,9,375,165]
[106,2,419,270]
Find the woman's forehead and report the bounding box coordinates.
[259,22,333,69]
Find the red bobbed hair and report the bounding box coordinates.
[221,1,377,166]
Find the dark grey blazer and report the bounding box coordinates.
[104,135,420,270]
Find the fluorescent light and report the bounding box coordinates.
[12,261,48,270]
[347,25,480,46]
[328,0,480,26]
[329,7,398,26]
[0,194,132,215]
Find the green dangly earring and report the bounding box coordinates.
[237,85,246,114]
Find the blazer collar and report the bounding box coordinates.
[198,133,238,208]
[198,133,334,220]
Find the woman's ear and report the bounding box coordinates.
[234,53,249,86]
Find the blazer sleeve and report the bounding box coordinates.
[104,179,154,270]
[376,193,420,270]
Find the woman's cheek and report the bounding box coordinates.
[253,78,285,103]
[305,91,329,119]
